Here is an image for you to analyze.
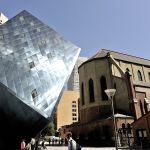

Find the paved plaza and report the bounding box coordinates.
[46,146,116,150]
[46,146,146,150]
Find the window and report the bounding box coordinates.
[72,113,77,116]
[40,40,46,45]
[72,101,76,104]
[127,123,131,134]
[81,83,85,105]
[122,123,125,129]
[100,76,108,100]
[72,105,76,108]
[72,109,76,112]
[72,117,77,121]
[21,33,26,38]
[89,78,95,102]
[0,35,4,40]
[114,83,117,89]
[37,28,41,32]
[39,40,47,50]
[144,99,148,113]
[137,70,143,81]
[148,72,150,82]
[31,89,38,99]
[29,61,35,69]
[140,100,144,116]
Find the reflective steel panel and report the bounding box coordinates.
[0,10,80,118]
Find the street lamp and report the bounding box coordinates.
[105,89,118,150]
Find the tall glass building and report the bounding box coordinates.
[0,10,80,149]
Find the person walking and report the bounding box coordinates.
[66,132,77,150]
[25,142,31,150]
[31,138,35,150]
[21,139,26,150]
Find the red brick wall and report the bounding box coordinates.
[80,105,111,124]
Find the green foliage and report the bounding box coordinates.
[41,122,56,136]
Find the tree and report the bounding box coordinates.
[41,122,56,136]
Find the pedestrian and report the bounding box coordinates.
[41,139,47,149]
[21,139,26,150]
[35,138,39,150]
[61,138,64,145]
[25,142,31,150]
[52,138,54,145]
[66,132,82,150]
[48,138,51,145]
[31,138,35,150]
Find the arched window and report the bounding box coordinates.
[81,83,85,105]
[140,100,144,116]
[114,83,117,89]
[89,78,95,102]
[122,123,125,129]
[144,99,148,114]
[137,70,143,81]
[148,72,150,82]
[127,123,131,134]
[100,76,108,100]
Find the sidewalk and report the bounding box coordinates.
[46,146,147,150]
[46,146,116,150]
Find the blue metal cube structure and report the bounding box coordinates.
[0,10,80,149]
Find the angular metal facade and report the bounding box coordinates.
[0,10,80,149]
[0,10,80,118]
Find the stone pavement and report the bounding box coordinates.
[46,146,146,150]
[46,146,116,150]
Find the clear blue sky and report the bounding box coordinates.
[0,0,150,59]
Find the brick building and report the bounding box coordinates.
[61,49,150,147]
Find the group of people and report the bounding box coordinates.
[21,138,41,150]
[21,132,81,150]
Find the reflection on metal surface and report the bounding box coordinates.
[0,10,80,118]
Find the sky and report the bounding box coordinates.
[0,0,150,59]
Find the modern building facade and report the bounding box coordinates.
[0,12,8,25]
[62,49,150,147]
[0,10,80,149]
[67,57,87,91]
